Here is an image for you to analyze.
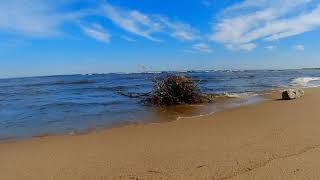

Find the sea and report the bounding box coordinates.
[1,69,320,140]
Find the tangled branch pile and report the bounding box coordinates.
[145,75,210,106]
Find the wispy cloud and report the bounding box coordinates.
[121,36,137,42]
[192,43,213,53]
[227,43,256,51]
[101,2,199,42]
[0,1,200,44]
[102,3,162,41]
[0,0,111,43]
[265,45,277,50]
[157,17,200,41]
[211,0,320,50]
[294,44,305,51]
[81,23,111,43]
[0,0,83,37]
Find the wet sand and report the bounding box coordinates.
[1,88,320,180]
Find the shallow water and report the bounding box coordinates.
[1,69,320,140]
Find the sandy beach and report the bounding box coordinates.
[1,88,320,180]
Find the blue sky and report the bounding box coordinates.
[1,0,320,78]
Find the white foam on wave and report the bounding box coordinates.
[176,92,262,121]
[222,92,259,98]
[290,77,320,87]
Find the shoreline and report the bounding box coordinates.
[0,90,268,144]
[2,70,318,142]
[1,88,320,179]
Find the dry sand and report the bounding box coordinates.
[1,88,320,180]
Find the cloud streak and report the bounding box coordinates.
[183,43,213,54]
[101,2,199,42]
[102,3,162,41]
[211,0,320,50]
[2,0,318,49]
[0,0,84,37]
[0,0,200,44]
[81,23,111,42]
[294,44,305,51]
[265,45,277,50]
[157,17,200,41]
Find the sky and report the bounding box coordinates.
[1,0,320,78]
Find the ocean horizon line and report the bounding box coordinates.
[1,67,318,80]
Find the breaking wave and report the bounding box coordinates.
[290,77,320,87]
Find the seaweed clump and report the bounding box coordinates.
[145,75,211,106]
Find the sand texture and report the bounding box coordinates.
[1,88,320,180]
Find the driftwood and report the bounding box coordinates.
[116,75,235,106]
[144,75,210,106]
[117,91,151,99]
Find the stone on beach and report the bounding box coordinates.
[282,89,305,100]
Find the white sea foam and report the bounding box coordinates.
[290,77,320,87]
[222,92,259,98]
[176,93,263,121]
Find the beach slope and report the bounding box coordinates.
[1,88,320,180]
